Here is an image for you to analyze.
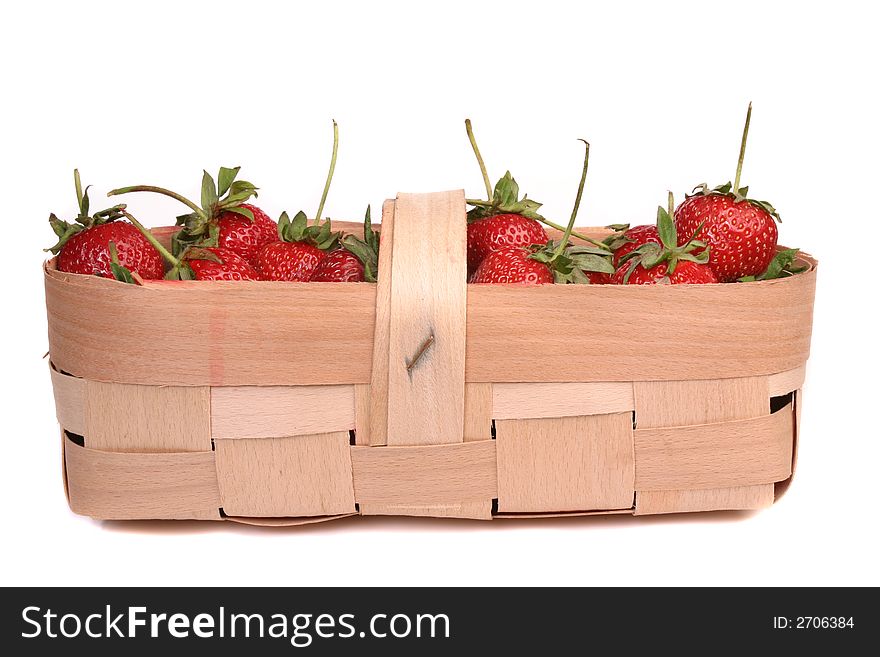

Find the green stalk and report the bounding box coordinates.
[74,169,84,213]
[314,119,339,222]
[109,185,208,220]
[465,119,494,201]
[667,190,674,218]
[121,210,180,267]
[733,102,752,193]
[537,218,607,250]
[553,140,590,260]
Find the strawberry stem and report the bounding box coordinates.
[733,102,752,193]
[667,190,674,218]
[121,209,180,267]
[537,218,607,250]
[74,169,84,214]
[314,119,338,222]
[108,185,208,221]
[553,140,590,260]
[465,119,494,201]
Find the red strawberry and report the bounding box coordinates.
[466,214,548,274]
[463,119,613,275]
[311,205,381,282]
[609,224,660,267]
[470,141,615,285]
[674,103,780,282]
[585,271,613,285]
[310,248,365,282]
[612,258,718,285]
[216,203,279,267]
[185,247,260,281]
[614,192,717,286]
[109,166,275,266]
[48,170,164,280]
[257,211,340,281]
[470,246,556,284]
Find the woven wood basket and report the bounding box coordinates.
[45,190,817,525]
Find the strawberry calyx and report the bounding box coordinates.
[105,240,136,284]
[341,205,380,282]
[617,193,709,284]
[738,248,807,282]
[276,210,341,251]
[686,103,781,222]
[108,166,259,255]
[601,223,634,251]
[46,169,128,254]
[527,140,615,284]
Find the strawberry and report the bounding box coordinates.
[309,248,365,282]
[109,166,276,267]
[605,224,661,267]
[463,119,612,274]
[121,212,260,281]
[257,211,340,281]
[613,193,717,285]
[311,205,381,282]
[471,141,615,285]
[674,104,780,282]
[467,213,548,275]
[47,170,164,280]
[184,248,260,281]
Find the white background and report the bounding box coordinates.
[1,1,878,586]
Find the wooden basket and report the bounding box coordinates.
[45,190,817,525]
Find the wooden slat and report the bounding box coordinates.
[367,199,397,446]
[496,414,634,513]
[359,502,492,520]
[634,408,794,491]
[226,514,357,527]
[353,384,371,446]
[768,365,807,397]
[45,249,815,386]
[464,383,493,442]
[45,264,377,387]
[85,381,211,452]
[50,365,85,435]
[635,486,774,515]
[633,376,773,514]
[465,256,816,382]
[214,433,356,518]
[211,385,355,439]
[64,438,221,520]
[493,382,633,419]
[350,441,496,506]
[385,191,467,446]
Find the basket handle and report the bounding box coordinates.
[367,190,468,446]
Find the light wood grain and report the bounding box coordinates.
[64,437,221,520]
[385,191,467,446]
[85,381,211,452]
[465,255,816,382]
[635,486,774,515]
[464,383,493,442]
[226,514,357,527]
[496,414,634,513]
[214,433,356,517]
[353,384,371,446]
[633,376,773,513]
[367,199,397,446]
[45,250,815,385]
[45,263,377,386]
[211,385,355,439]
[350,441,496,506]
[50,365,85,435]
[493,382,634,419]
[768,365,807,397]
[359,502,492,520]
[634,407,794,490]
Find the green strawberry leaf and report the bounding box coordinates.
[656,206,677,249]
[466,172,545,223]
[223,205,256,222]
[217,166,240,197]
[739,248,803,281]
[107,241,135,284]
[201,170,219,215]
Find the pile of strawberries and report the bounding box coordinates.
[47,108,804,286]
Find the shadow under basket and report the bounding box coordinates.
[45,191,816,526]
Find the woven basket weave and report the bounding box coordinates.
[45,190,816,525]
